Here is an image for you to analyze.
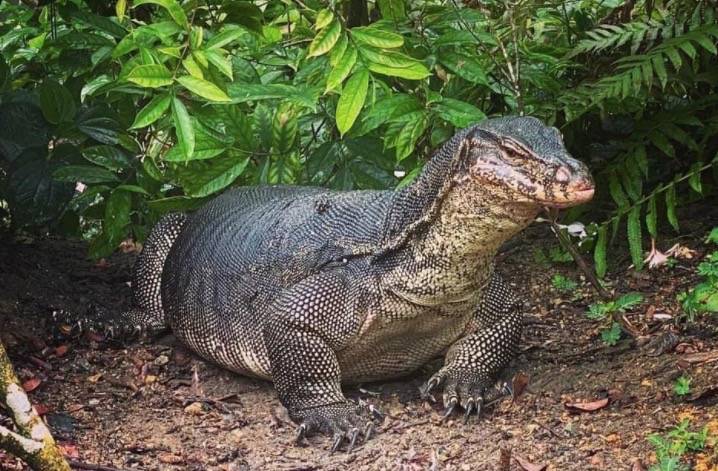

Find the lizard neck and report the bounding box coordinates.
[383,184,539,306]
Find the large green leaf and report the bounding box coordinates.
[53,165,120,183]
[38,80,77,124]
[172,97,195,160]
[433,98,486,128]
[76,107,121,144]
[103,188,132,248]
[440,52,489,85]
[176,76,231,102]
[0,102,49,161]
[165,118,231,161]
[6,148,74,225]
[308,18,342,57]
[336,69,369,135]
[326,44,357,92]
[175,152,249,197]
[127,64,173,88]
[367,62,430,80]
[133,0,188,28]
[351,27,403,48]
[227,83,320,110]
[627,205,643,270]
[130,94,171,129]
[82,146,132,171]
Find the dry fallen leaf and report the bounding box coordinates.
[514,454,547,471]
[54,345,69,357]
[87,373,103,383]
[512,372,530,402]
[22,377,41,392]
[631,458,646,471]
[564,397,609,413]
[58,443,80,459]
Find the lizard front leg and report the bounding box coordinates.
[262,272,380,452]
[422,274,522,422]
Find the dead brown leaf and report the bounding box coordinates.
[514,454,547,471]
[22,377,41,392]
[512,372,530,402]
[631,458,646,471]
[564,397,609,413]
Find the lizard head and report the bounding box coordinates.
[456,116,594,209]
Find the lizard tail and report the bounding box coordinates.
[52,212,187,342]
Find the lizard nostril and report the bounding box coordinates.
[555,166,571,184]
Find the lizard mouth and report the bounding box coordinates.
[538,186,595,209]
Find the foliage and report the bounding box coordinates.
[677,228,718,319]
[551,274,578,292]
[648,419,708,471]
[673,375,692,396]
[0,0,716,263]
[586,292,643,345]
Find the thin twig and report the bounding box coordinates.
[68,460,130,471]
[545,209,612,300]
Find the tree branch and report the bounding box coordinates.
[0,342,70,471]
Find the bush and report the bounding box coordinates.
[0,0,716,267]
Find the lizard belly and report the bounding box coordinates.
[337,293,476,383]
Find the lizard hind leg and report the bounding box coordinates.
[53,213,187,342]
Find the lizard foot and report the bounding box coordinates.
[51,306,159,344]
[421,367,507,424]
[293,402,383,453]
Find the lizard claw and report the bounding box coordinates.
[441,397,458,421]
[347,427,360,453]
[294,423,307,444]
[293,402,381,452]
[463,399,475,424]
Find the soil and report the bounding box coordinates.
[0,221,717,471]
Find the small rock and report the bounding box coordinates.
[154,355,170,366]
[158,452,183,464]
[144,375,157,384]
[184,402,204,415]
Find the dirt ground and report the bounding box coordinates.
[1,220,717,470]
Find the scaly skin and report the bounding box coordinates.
[56,116,594,452]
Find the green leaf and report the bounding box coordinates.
[601,322,622,346]
[367,62,430,80]
[147,195,209,212]
[377,0,406,20]
[165,118,232,161]
[130,94,171,129]
[351,27,403,48]
[103,188,132,248]
[706,227,718,244]
[133,0,188,28]
[189,26,203,49]
[272,106,297,154]
[688,162,703,194]
[646,194,658,238]
[116,0,127,20]
[329,34,349,67]
[206,26,246,49]
[176,76,231,102]
[172,97,195,160]
[127,64,173,88]
[205,50,233,80]
[76,107,121,144]
[53,165,120,183]
[178,152,250,197]
[315,9,334,29]
[38,80,77,124]
[393,114,427,161]
[433,98,486,128]
[336,69,369,135]
[594,225,608,278]
[440,52,488,85]
[182,56,204,78]
[82,145,132,171]
[608,173,629,209]
[665,185,679,232]
[628,205,643,270]
[615,292,644,310]
[308,19,341,58]
[326,44,357,92]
